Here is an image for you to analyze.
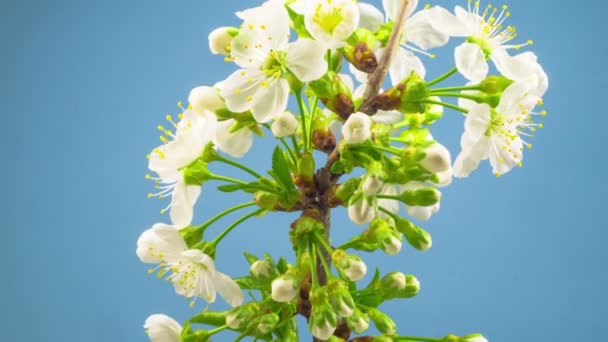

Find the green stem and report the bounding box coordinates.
[291,135,301,157]
[295,91,309,152]
[315,232,333,254]
[426,67,458,86]
[207,325,228,336]
[336,237,362,251]
[395,336,441,342]
[210,174,248,186]
[309,241,319,287]
[316,246,332,280]
[430,92,484,102]
[210,209,264,247]
[308,96,319,151]
[430,84,482,92]
[421,99,469,114]
[192,202,256,232]
[279,138,298,164]
[378,206,399,221]
[216,155,262,179]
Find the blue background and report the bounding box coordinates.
[3,0,606,341]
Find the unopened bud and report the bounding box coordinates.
[335,178,362,204]
[271,274,299,302]
[342,112,372,144]
[393,216,433,251]
[247,312,279,336]
[312,129,337,153]
[362,175,384,196]
[479,75,513,95]
[254,191,279,210]
[461,333,489,342]
[346,307,370,334]
[421,143,452,174]
[309,288,338,340]
[400,186,442,207]
[403,274,421,298]
[271,111,299,138]
[371,219,402,255]
[208,26,238,56]
[348,196,376,225]
[250,260,277,282]
[380,272,407,293]
[367,308,396,335]
[225,302,260,329]
[328,279,356,317]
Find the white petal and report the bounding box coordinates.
[214,272,244,307]
[389,47,425,84]
[454,5,481,33]
[358,3,385,32]
[454,135,491,178]
[492,49,536,83]
[237,0,290,51]
[423,6,470,37]
[221,68,264,113]
[405,9,449,50]
[455,43,489,82]
[251,79,290,123]
[463,103,492,141]
[489,135,523,176]
[216,119,254,158]
[377,184,399,218]
[189,86,224,113]
[372,110,403,124]
[405,204,439,221]
[285,39,328,82]
[136,223,187,264]
[230,29,270,69]
[304,0,360,49]
[170,180,201,228]
[349,62,369,84]
[383,0,418,22]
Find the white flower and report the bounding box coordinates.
[208,27,236,56]
[148,110,216,227]
[290,0,360,49]
[271,111,300,138]
[401,182,441,221]
[427,2,537,82]
[222,1,327,123]
[348,315,369,334]
[348,196,375,225]
[454,82,542,177]
[250,260,272,279]
[137,224,244,307]
[377,184,400,218]
[215,119,254,158]
[382,235,402,255]
[144,314,182,342]
[352,1,449,83]
[311,320,337,340]
[271,275,298,302]
[421,142,452,174]
[342,112,372,144]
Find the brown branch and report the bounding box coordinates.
[359,0,413,115]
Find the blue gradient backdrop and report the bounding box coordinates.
[3,0,606,341]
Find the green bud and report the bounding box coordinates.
[367,308,396,335]
[183,159,214,186]
[247,312,280,336]
[328,279,356,317]
[442,334,461,342]
[346,307,370,334]
[226,302,260,329]
[402,274,421,298]
[189,310,228,327]
[299,152,316,182]
[344,41,378,73]
[370,219,402,255]
[250,259,279,283]
[400,75,430,114]
[310,72,355,119]
[309,289,338,340]
[460,333,488,342]
[393,216,433,251]
[400,187,441,206]
[200,142,218,162]
[379,272,407,294]
[254,191,279,210]
[332,249,368,281]
[479,75,513,95]
[335,178,362,204]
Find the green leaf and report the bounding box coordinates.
[244,252,259,265]
[276,257,289,274]
[272,146,295,190]
[235,276,261,290]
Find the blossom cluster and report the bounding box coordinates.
[137,0,548,341]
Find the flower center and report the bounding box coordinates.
[261,50,286,78]
[312,4,344,35]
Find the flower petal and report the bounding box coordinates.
[216,119,254,158]
[383,0,419,22]
[251,79,290,123]
[221,68,263,113]
[423,5,470,37]
[405,9,449,50]
[285,39,328,82]
[455,42,488,82]
[136,223,187,264]
[358,2,385,32]
[389,47,425,84]
[170,180,201,228]
[214,272,245,307]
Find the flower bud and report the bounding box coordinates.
[271,111,299,138]
[380,272,407,293]
[393,217,433,251]
[309,288,338,340]
[346,307,370,334]
[251,313,280,336]
[342,112,372,144]
[189,86,224,113]
[144,314,182,342]
[461,333,489,342]
[250,260,278,283]
[421,143,452,174]
[208,26,238,56]
[332,250,368,282]
[362,175,384,196]
[371,219,402,255]
[367,308,396,335]
[310,72,355,119]
[327,337,346,342]
[254,191,279,210]
[479,75,513,95]
[348,196,376,225]
[271,274,299,302]
[226,302,260,329]
[400,182,441,221]
[328,279,356,317]
[403,274,421,298]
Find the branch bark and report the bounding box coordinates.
[359,0,413,115]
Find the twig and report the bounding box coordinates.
[359,0,413,115]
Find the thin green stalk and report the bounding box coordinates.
[210,209,264,247]
[291,135,301,157]
[336,237,362,251]
[216,155,262,179]
[295,91,309,152]
[430,92,484,102]
[208,325,228,336]
[210,174,248,186]
[309,241,319,287]
[421,99,469,114]
[426,67,458,87]
[315,232,333,254]
[308,96,319,151]
[316,246,332,280]
[378,206,399,221]
[395,336,441,342]
[193,202,256,232]
[279,137,298,164]
[430,84,482,92]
